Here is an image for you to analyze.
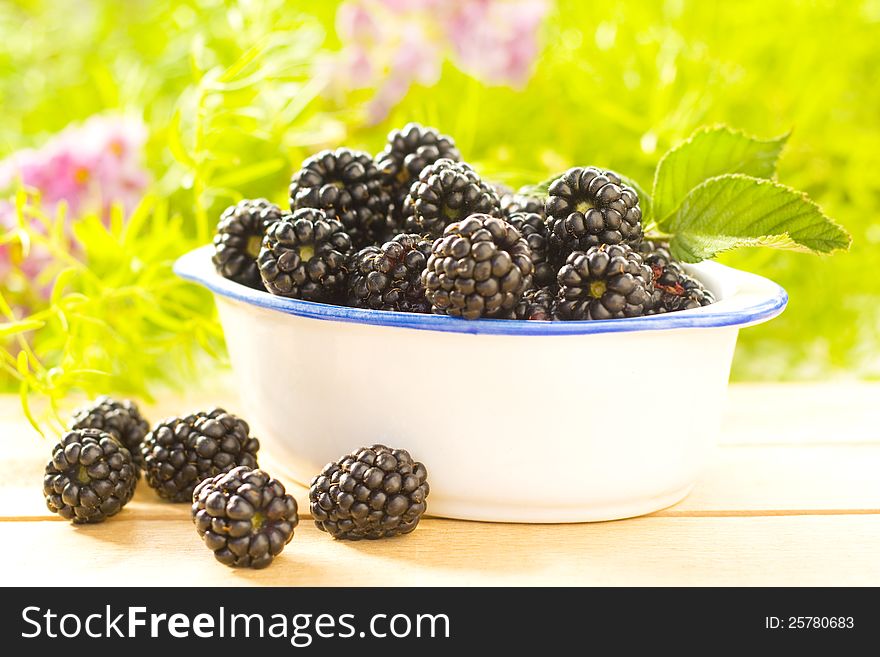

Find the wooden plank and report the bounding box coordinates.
[4,382,879,451]
[5,442,880,520]
[721,383,880,445]
[669,445,880,514]
[3,515,878,586]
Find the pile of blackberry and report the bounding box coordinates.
[43,395,432,568]
[210,124,715,321]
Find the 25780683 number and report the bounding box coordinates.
[787,617,854,629]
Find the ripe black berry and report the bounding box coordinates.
[422,214,534,319]
[70,396,150,467]
[546,167,643,265]
[43,429,138,523]
[376,123,460,223]
[403,159,501,238]
[289,148,391,248]
[501,192,545,219]
[141,409,260,503]
[639,241,716,313]
[347,233,432,313]
[212,199,285,289]
[310,444,429,540]
[555,243,653,320]
[506,211,554,287]
[193,466,299,569]
[257,208,352,302]
[515,285,557,321]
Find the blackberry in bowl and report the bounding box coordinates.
[546,166,643,266]
[176,240,786,522]
[289,148,391,248]
[403,159,501,238]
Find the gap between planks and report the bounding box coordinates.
[4,508,879,524]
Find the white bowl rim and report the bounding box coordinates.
[175,245,788,336]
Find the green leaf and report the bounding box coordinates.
[666,174,851,262]
[218,39,268,83]
[653,126,788,226]
[167,110,195,170]
[0,319,45,338]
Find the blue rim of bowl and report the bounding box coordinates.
[175,246,788,336]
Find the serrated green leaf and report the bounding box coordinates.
[667,174,851,262]
[654,126,788,226]
[669,233,801,262]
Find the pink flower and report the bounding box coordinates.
[0,114,149,217]
[444,0,547,87]
[0,114,149,305]
[326,0,549,123]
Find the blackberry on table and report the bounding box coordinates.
[515,285,557,321]
[212,199,285,289]
[376,123,460,218]
[546,167,643,266]
[555,243,653,320]
[289,148,391,248]
[257,208,352,303]
[70,396,150,467]
[141,408,260,503]
[506,211,554,287]
[639,241,716,313]
[422,214,534,319]
[43,429,137,523]
[192,466,298,569]
[347,233,433,313]
[310,444,429,540]
[403,159,501,239]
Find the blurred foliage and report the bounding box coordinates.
[1,0,878,406]
[1,192,223,433]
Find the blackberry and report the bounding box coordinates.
[506,211,554,287]
[555,243,653,320]
[515,285,557,321]
[43,429,137,523]
[347,233,432,313]
[70,396,149,467]
[289,148,391,248]
[377,123,460,218]
[639,241,716,313]
[422,214,534,319]
[491,181,515,198]
[403,159,501,238]
[192,466,298,569]
[546,167,643,266]
[141,409,260,503]
[213,199,285,289]
[257,208,352,302]
[501,192,545,219]
[310,444,429,540]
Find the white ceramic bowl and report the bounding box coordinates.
[175,245,786,523]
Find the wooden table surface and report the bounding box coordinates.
[3,383,879,586]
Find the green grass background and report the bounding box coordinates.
[2,0,878,384]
